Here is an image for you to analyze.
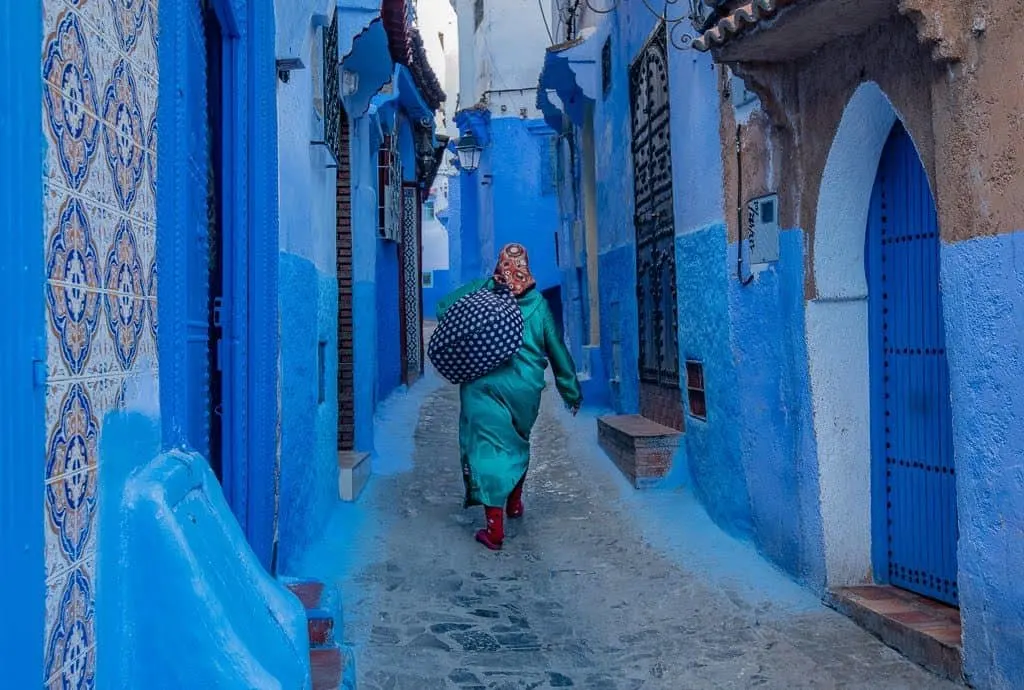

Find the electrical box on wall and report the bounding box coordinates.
[746,193,780,265]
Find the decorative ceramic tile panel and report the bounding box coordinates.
[401,186,422,376]
[44,560,96,689]
[42,0,159,685]
[42,11,102,193]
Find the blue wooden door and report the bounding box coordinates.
[0,3,45,683]
[185,0,215,463]
[867,122,958,605]
[184,0,229,479]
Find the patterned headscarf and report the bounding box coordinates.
[493,243,536,297]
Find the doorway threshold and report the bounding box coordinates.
[828,586,963,683]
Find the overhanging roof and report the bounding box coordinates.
[536,25,605,129]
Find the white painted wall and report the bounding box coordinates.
[414,0,459,131]
[547,0,603,44]
[454,0,553,118]
[416,0,459,273]
[809,81,899,588]
[422,206,450,272]
[274,0,339,275]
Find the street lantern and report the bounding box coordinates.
[455,131,483,173]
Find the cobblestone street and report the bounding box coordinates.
[328,378,958,690]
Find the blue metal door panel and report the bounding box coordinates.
[867,122,958,605]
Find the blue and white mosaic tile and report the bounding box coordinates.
[42,0,159,685]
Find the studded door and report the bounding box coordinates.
[629,23,682,430]
[867,122,958,605]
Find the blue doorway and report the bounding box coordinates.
[158,0,279,570]
[867,122,958,605]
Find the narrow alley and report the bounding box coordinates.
[6,0,1024,688]
[310,368,957,690]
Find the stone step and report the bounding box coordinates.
[338,451,371,502]
[828,586,963,682]
[597,415,683,488]
[307,608,335,648]
[310,644,344,690]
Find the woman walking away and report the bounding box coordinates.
[436,243,582,551]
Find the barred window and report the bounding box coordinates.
[324,11,341,163]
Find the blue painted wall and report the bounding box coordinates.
[727,232,825,586]
[579,5,828,587]
[587,10,651,417]
[455,170,482,282]
[489,118,561,290]
[596,245,640,414]
[274,0,345,576]
[375,239,403,403]
[350,97,435,447]
[350,115,381,453]
[553,8,1023,686]
[452,114,563,295]
[423,269,452,319]
[941,230,1024,689]
[443,180,462,288]
[97,413,310,689]
[674,225,751,537]
[277,254,339,574]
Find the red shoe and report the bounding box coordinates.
[506,475,525,519]
[475,507,504,550]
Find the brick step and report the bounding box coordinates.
[597,415,683,488]
[284,579,324,610]
[283,577,348,689]
[310,644,343,690]
[828,586,962,682]
[307,608,335,648]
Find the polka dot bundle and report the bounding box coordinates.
[428,284,525,385]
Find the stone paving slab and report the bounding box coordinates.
[338,381,960,690]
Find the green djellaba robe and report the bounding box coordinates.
[436,278,583,508]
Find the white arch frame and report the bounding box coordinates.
[807,82,899,588]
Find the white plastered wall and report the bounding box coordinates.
[808,82,897,588]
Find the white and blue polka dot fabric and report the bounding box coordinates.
[428,284,524,385]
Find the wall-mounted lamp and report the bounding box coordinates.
[455,131,483,173]
[276,57,305,83]
[342,70,359,97]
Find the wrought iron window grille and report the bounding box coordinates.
[378,134,403,242]
[323,11,341,165]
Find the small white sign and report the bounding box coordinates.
[746,193,780,265]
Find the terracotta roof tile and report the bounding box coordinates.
[693,0,801,52]
[381,0,445,112]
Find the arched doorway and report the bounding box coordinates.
[808,83,960,598]
[866,122,958,605]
